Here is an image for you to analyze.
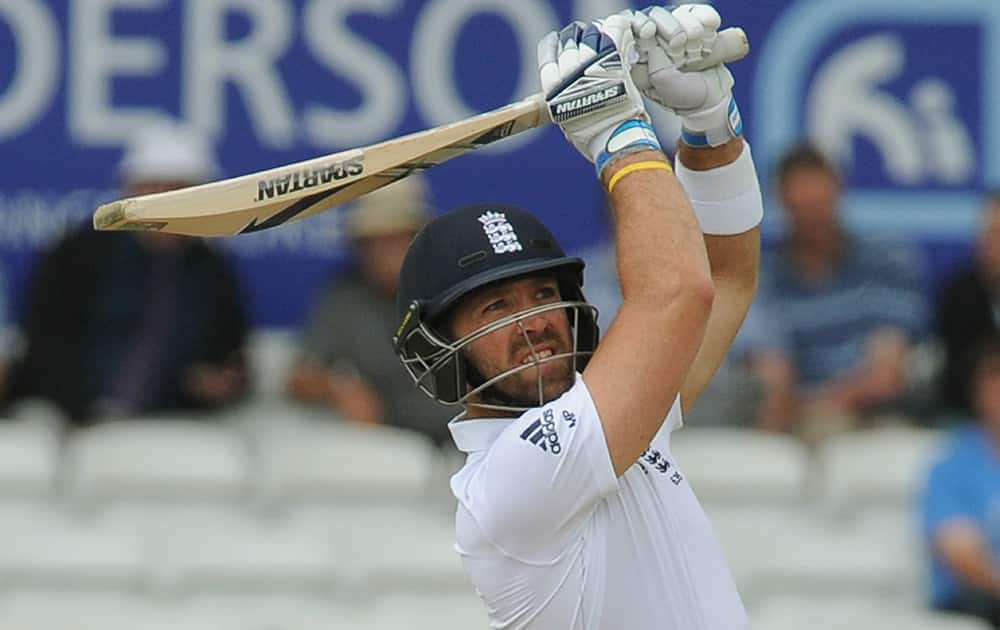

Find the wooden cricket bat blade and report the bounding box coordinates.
[92,26,750,238]
[92,94,549,237]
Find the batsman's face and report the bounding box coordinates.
[451,275,575,405]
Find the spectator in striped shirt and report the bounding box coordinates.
[749,144,929,440]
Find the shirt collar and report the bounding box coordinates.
[447,374,585,453]
[448,416,513,453]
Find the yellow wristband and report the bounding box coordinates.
[606,160,673,193]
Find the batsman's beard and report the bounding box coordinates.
[461,346,575,409]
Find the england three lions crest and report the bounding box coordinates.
[479,211,523,254]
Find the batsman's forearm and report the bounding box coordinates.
[703,230,760,340]
[678,229,759,412]
[677,137,760,289]
[677,137,745,171]
[704,230,759,293]
[601,150,713,309]
[677,138,760,304]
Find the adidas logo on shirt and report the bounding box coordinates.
[519,409,562,454]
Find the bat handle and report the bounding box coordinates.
[526,92,551,127]
[684,27,750,72]
[528,27,749,127]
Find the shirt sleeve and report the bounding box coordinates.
[922,451,974,540]
[454,376,619,563]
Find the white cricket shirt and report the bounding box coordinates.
[449,373,749,630]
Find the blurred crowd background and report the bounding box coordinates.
[0,0,998,629]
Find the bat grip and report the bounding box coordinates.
[526,92,552,127]
[684,27,750,72]
[530,27,749,126]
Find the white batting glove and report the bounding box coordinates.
[629,4,743,147]
[538,15,661,175]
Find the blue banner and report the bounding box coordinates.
[0,0,991,325]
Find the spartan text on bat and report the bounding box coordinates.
[256,159,365,202]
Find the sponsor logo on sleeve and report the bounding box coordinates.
[636,446,683,485]
[561,410,577,428]
[519,408,561,454]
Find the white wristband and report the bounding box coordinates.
[674,141,763,235]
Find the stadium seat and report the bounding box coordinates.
[150,518,338,594]
[728,512,911,606]
[4,397,66,430]
[0,592,219,630]
[0,503,146,590]
[0,415,60,498]
[669,427,812,504]
[286,504,466,593]
[64,420,252,505]
[852,508,930,604]
[701,504,818,588]
[751,595,993,630]
[177,593,361,630]
[815,427,941,605]
[255,419,438,505]
[816,426,944,517]
[367,592,489,630]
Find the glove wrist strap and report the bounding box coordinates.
[680,97,743,148]
[594,118,662,176]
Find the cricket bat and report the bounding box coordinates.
[93,28,749,237]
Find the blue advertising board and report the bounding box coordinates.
[0,0,992,326]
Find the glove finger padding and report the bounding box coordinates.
[631,4,724,68]
[675,4,720,34]
[648,53,733,113]
[644,6,687,57]
[683,27,748,72]
[557,22,586,77]
[539,14,659,174]
[537,31,562,94]
[627,4,744,147]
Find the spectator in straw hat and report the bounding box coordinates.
[6,121,250,423]
[287,175,453,445]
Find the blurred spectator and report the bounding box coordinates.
[4,122,249,424]
[287,176,453,445]
[921,338,1000,628]
[751,144,928,439]
[935,192,1000,417]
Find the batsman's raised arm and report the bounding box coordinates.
[589,145,715,474]
[629,4,763,414]
[538,15,714,476]
[676,139,761,411]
